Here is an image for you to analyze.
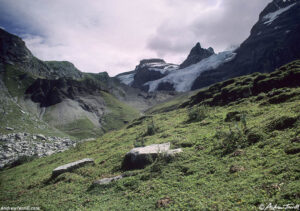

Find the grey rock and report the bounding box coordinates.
[122,142,182,169]
[93,175,124,185]
[5,127,14,131]
[37,134,46,140]
[52,158,95,178]
[0,132,88,169]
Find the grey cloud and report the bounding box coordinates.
[0,0,272,75]
[147,0,271,62]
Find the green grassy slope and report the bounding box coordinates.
[0,65,68,137]
[1,60,299,210]
[1,64,140,139]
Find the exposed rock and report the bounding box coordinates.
[179,42,214,69]
[231,149,245,157]
[156,197,173,208]
[122,142,182,170]
[0,133,80,169]
[5,127,14,131]
[93,174,125,185]
[229,165,245,173]
[52,158,94,178]
[129,59,178,90]
[37,134,46,140]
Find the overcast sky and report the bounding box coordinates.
[0,0,271,76]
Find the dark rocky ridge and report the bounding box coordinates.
[131,59,178,91]
[179,42,214,69]
[25,77,105,107]
[191,0,300,90]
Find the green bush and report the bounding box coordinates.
[143,117,157,136]
[187,105,207,122]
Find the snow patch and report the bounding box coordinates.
[117,73,135,86]
[263,3,296,25]
[145,51,237,92]
[143,62,179,74]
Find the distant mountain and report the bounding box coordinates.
[191,0,300,89]
[116,58,178,91]
[0,29,176,138]
[145,51,236,92]
[117,0,300,93]
[179,42,214,69]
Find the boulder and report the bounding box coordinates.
[93,175,125,185]
[122,142,182,170]
[37,134,46,140]
[52,158,94,178]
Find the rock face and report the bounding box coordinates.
[0,133,76,168]
[25,77,105,107]
[122,143,182,170]
[127,59,178,91]
[192,0,300,90]
[179,42,215,69]
[52,158,94,178]
[0,28,33,64]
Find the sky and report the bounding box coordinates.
[0,0,271,76]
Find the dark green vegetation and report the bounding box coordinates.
[187,60,300,107]
[1,60,299,210]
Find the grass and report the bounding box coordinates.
[3,64,36,98]
[59,118,103,139]
[1,90,300,209]
[101,91,140,132]
[0,61,300,210]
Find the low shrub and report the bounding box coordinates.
[187,105,207,122]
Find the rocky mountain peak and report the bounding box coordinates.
[0,28,33,64]
[179,42,215,69]
[139,58,165,66]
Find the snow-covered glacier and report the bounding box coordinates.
[145,51,237,92]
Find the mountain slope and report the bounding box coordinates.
[0,29,142,139]
[191,0,300,89]
[1,60,299,210]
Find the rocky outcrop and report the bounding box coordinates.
[129,59,178,91]
[0,28,33,64]
[122,142,182,170]
[0,133,76,168]
[52,158,95,178]
[25,77,105,107]
[179,42,214,69]
[192,0,300,90]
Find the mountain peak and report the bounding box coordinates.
[179,42,215,69]
[139,58,165,66]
